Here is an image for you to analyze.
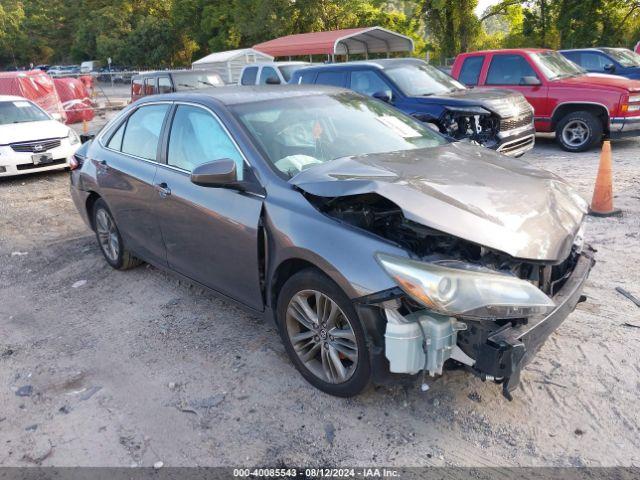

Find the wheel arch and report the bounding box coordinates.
[85,191,102,231]
[269,257,335,312]
[551,102,609,133]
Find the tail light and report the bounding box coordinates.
[69,154,84,171]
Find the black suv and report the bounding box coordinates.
[291,59,535,157]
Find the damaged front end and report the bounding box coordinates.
[306,191,594,399]
[439,106,500,150]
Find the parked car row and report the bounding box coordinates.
[451,48,640,152]
[229,46,640,154]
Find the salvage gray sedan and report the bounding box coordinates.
[70,85,594,399]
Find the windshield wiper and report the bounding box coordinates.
[177,83,195,88]
[198,80,215,87]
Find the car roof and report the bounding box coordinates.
[134,70,221,78]
[293,58,427,74]
[559,47,629,53]
[139,84,351,106]
[0,95,30,102]
[459,48,552,56]
[247,61,310,67]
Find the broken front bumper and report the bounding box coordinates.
[470,246,595,399]
[355,246,595,399]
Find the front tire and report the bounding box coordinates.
[92,198,142,270]
[276,269,371,397]
[555,111,603,152]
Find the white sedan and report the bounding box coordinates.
[0,95,81,177]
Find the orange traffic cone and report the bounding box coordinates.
[589,141,622,217]
[82,119,88,135]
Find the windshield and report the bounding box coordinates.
[0,100,50,125]
[601,48,640,67]
[386,63,465,96]
[232,93,446,178]
[277,65,306,82]
[531,51,585,80]
[173,71,224,90]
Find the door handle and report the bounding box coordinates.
[155,182,171,198]
[96,159,107,167]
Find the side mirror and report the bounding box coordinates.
[80,133,95,144]
[265,76,281,85]
[604,63,616,73]
[51,112,62,121]
[372,90,392,103]
[191,159,239,188]
[520,76,542,86]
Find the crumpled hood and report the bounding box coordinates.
[410,88,530,118]
[0,120,69,145]
[290,142,587,262]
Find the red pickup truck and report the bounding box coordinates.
[451,48,640,151]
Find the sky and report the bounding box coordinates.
[475,0,502,16]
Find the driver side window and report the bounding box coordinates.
[167,105,244,179]
[486,54,538,85]
[350,70,390,96]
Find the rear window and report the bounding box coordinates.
[459,56,484,85]
[315,71,347,88]
[132,77,143,96]
[241,67,258,85]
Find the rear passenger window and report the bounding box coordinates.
[144,77,156,95]
[157,77,172,94]
[315,71,347,87]
[241,67,258,85]
[486,54,537,85]
[350,70,389,96]
[120,104,169,161]
[459,56,484,86]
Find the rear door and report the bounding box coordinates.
[97,103,171,264]
[483,53,550,120]
[153,103,264,310]
[457,55,485,87]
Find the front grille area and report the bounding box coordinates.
[500,112,533,131]
[16,159,67,171]
[498,135,534,155]
[11,138,62,153]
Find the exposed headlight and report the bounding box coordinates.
[376,253,556,320]
[628,94,640,103]
[68,129,80,145]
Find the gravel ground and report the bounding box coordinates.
[0,123,639,467]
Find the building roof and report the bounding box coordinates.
[253,27,414,57]
[192,48,274,65]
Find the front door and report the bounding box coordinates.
[153,104,264,310]
[96,103,170,264]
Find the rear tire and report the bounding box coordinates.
[92,198,142,270]
[276,268,371,397]
[555,111,603,152]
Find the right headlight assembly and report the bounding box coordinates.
[376,253,556,320]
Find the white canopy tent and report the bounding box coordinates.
[192,48,274,84]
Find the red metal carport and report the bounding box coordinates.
[253,26,414,60]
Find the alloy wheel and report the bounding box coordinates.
[561,119,590,148]
[95,208,120,262]
[285,289,358,384]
